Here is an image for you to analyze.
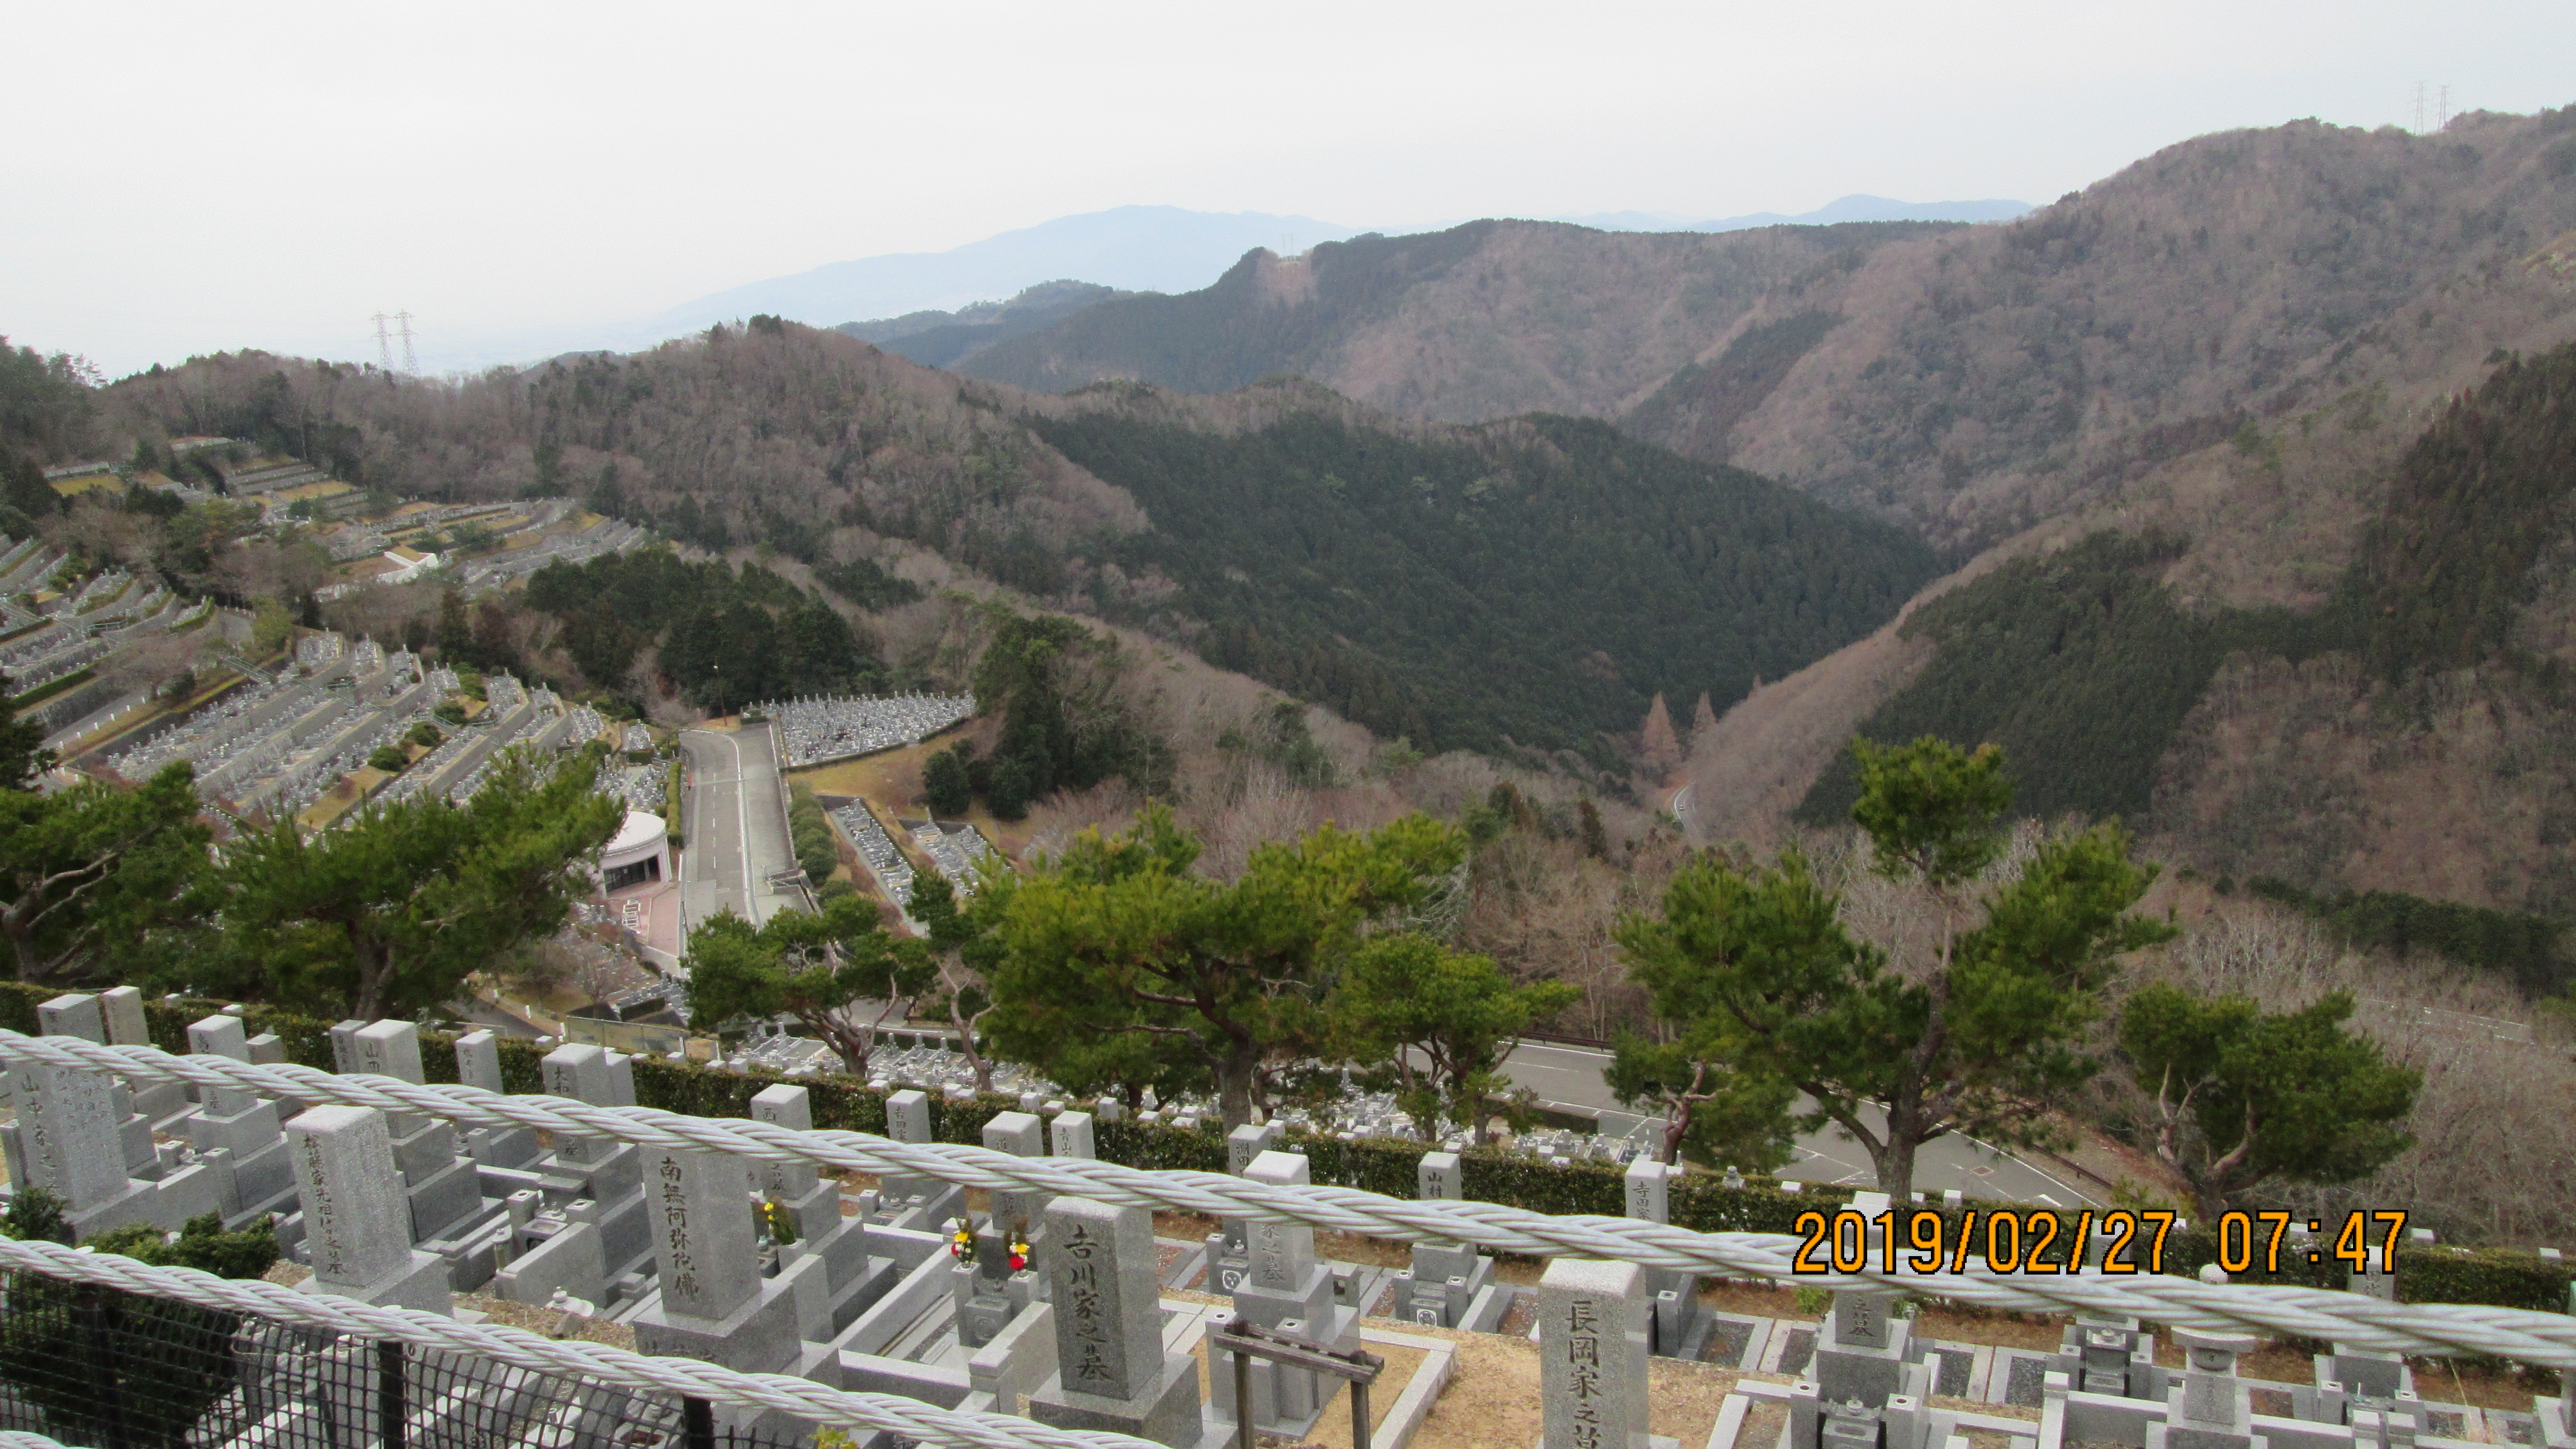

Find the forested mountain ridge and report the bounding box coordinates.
[956,220,1953,424]
[947,109,2576,561]
[834,281,1131,371]
[73,323,1928,773]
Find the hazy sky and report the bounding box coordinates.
[8,1,2568,376]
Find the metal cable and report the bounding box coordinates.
[0,1236,1157,1449]
[8,1030,2572,1365]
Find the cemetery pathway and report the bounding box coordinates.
[678,726,799,936]
[1500,1041,2103,1207]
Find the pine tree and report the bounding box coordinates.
[1692,691,1718,739]
[1639,693,1683,776]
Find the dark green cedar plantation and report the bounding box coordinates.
[523,549,884,711]
[1802,343,2576,832]
[1033,410,1936,754]
[1802,534,2253,825]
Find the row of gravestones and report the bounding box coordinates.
[27,995,2545,1449]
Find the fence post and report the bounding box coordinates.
[376,1340,407,1449]
[682,1395,716,1449]
[76,1285,129,1449]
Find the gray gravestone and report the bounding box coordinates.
[329,1020,369,1074]
[37,992,105,1043]
[642,1144,757,1320]
[98,987,150,1046]
[982,1110,1049,1237]
[1401,1150,1493,1328]
[1541,1258,1649,1449]
[865,1088,960,1229]
[453,1029,506,1094]
[286,1105,452,1316]
[1027,1196,1203,1447]
[1625,1157,1704,1358]
[1051,1111,1096,1161]
[1214,1149,1361,1437]
[183,1015,298,1221]
[749,1084,886,1334]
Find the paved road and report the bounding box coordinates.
[1502,1040,2102,1207]
[678,726,801,937]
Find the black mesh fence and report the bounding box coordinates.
[0,1273,808,1449]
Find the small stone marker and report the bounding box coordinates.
[1541,1257,1647,1449]
[36,992,106,1043]
[454,1030,506,1094]
[1419,1150,1461,1203]
[329,1020,370,1074]
[1051,1110,1096,1161]
[886,1087,933,1143]
[983,1110,1049,1235]
[98,987,150,1046]
[187,1014,264,1116]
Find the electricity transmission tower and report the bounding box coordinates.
[395,311,418,375]
[371,312,395,371]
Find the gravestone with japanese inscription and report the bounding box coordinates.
[1540,1257,1670,1449]
[749,1083,892,1334]
[628,1140,840,1438]
[286,1105,453,1317]
[856,1088,963,1230]
[1396,1150,1496,1328]
[178,1014,301,1224]
[1,1053,219,1236]
[33,991,162,1181]
[1210,1148,1362,1439]
[1026,1195,1204,1448]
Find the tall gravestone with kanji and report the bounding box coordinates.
[2,1051,219,1237]
[287,1105,453,1317]
[32,992,160,1182]
[953,1110,1050,1348]
[1625,1157,1711,1358]
[1203,1120,1281,1293]
[1026,1196,1203,1448]
[627,1142,840,1435]
[1540,1257,1670,1449]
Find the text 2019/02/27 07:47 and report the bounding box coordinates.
[1787,1208,2410,1276]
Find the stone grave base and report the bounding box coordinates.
[1028,1351,1206,1449]
[631,1265,824,1379]
[299,1249,453,1318]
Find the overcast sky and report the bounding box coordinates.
[8,1,2569,376]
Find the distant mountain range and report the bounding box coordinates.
[834,281,1132,371]
[651,206,1357,334]
[662,197,2033,339]
[1549,195,2032,231]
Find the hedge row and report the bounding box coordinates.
[4,982,2566,1314]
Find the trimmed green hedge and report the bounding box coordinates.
[6,982,2567,1314]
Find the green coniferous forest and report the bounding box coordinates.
[1033,409,1938,754]
[523,550,886,711]
[1802,342,2576,834]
